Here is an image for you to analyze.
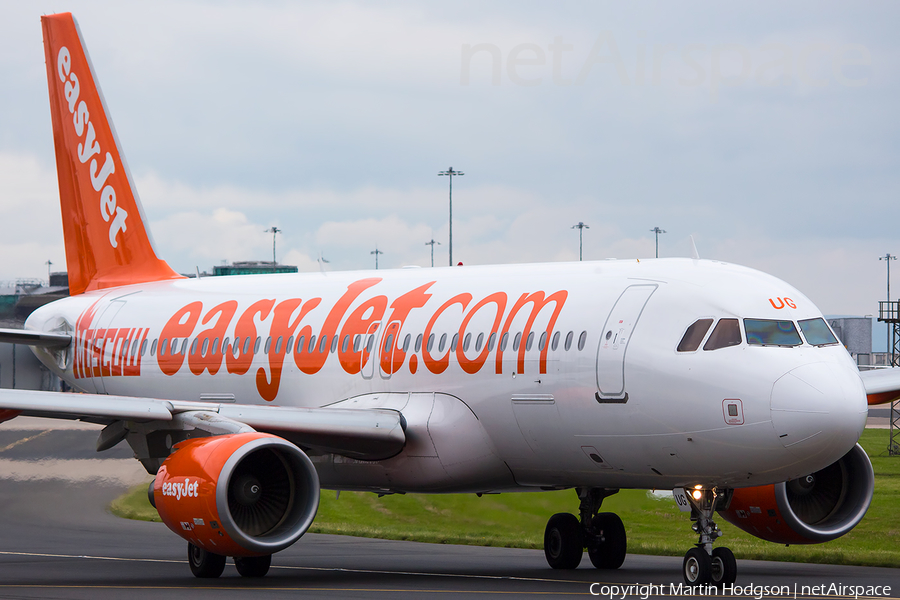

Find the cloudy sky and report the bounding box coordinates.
[1,2,898,342]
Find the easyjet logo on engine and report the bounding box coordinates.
[162,478,199,501]
[56,46,128,248]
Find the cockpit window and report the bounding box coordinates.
[798,318,839,346]
[703,319,742,350]
[678,319,714,352]
[744,319,802,346]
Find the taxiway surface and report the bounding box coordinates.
[0,418,895,599]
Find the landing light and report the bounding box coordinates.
[692,489,703,500]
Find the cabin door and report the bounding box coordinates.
[595,285,656,401]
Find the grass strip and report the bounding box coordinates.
[110,428,900,567]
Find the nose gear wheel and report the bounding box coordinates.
[680,487,737,585]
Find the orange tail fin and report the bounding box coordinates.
[41,13,183,295]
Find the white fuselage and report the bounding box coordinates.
[26,258,868,494]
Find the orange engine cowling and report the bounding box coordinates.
[153,432,320,557]
[718,443,873,545]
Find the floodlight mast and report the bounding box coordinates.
[371,247,383,270]
[264,227,282,268]
[425,239,441,268]
[571,222,589,261]
[650,226,666,258]
[438,167,464,266]
[880,253,896,361]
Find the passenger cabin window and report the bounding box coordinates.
[744,319,802,346]
[799,318,839,346]
[677,319,714,352]
[703,319,742,351]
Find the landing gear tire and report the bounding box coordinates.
[711,547,737,586]
[544,513,583,569]
[234,554,272,578]
[683,547,711,585]
[587,512,626,570]
[188,542,226,578]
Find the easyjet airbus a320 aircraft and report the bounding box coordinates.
[0,12,897,585]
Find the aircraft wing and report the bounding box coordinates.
[0,328,71,348]
[0,389,405,460]
[859,368,900,405]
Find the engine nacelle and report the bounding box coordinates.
[153,432,320,557]
[718,443,873,544]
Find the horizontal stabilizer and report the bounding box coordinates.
[0,328,71,349]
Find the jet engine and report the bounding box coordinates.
[152,432,320,557]
[718,443,873,544]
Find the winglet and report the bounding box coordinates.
[41,13,184,295]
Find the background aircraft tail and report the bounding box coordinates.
[41,13,182,295]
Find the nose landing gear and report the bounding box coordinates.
[680,487,737,586]
[543,488,626,570]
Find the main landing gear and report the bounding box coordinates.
[543,488,626,570]
[188,543,272,578]
[681,487,737,586]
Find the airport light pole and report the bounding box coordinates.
[371,247,383,270]
[650,226,666,258]
[425,238,440,267]
[571,222,589,261]
[881,253,896,358]
[438,167,464,266]
[264,227,282,268]
[45,260,52,285]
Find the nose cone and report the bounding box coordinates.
[770,362,867,468]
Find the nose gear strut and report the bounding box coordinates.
[681,487,737,586]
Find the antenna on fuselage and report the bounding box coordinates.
[690,235,701,260]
